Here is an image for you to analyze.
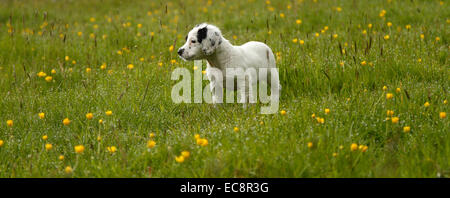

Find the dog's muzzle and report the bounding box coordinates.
[177,48,184,56]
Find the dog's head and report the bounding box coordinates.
[178,23,223,61]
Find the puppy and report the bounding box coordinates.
[178,23,280,104]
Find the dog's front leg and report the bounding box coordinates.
[237,81,249,108]
[207,68,223,105]
[210,81,223,104]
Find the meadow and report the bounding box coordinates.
[0,0,448,177]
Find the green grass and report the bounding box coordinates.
[0,0,448,177]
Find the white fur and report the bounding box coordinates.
[178,23,280,104]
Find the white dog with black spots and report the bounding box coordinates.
[178,23,280,105]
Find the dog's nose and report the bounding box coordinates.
[177,48,184,56]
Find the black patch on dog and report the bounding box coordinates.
[197,26,208,43]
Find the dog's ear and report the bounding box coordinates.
[200,26,221,56]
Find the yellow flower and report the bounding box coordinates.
[386,110,394,116]
[86,113,93,120]
[336,7,342,12]
[387,22,392,27]
[98,119,103,124]
[197,138,208,146]
[169,45,174,52]
[89,17,95,22]
[63,118,71,126]
[315,32,319,37]
[59,155,64,160]
[42,135,48,141]
[65,166,73,174]
[405,24,411,30]
[0,140,3,147]
[137,23,142,28]
[333,34,338,39]
[439,112,446,119]
[420,34,424,39]
[292,38,298,43]
[45,76,53,82]
[194,134,200,140]
[361,61,367,66]
[299,40,305,45]
[296,19,302,24]
[234,127,239,132]
[368,24,373,29]
[127,64,134,70]
[233,35,237,40]
[307,142,313,148]
[38,112,45,119]
[324,108,330,114]
[139,57,145,62]
[97,136,102,141]
[6,120,13,127]
[175,155,185,163]
[279,13,285,18]
[280,110,287,115]
[361,146,368,152]
[86,68,91,73]
[117,50,123,55]
[77,32,83,37]
[350,143,358,151]
[37,71,47,77]
[332,153,338,157]
[396,88,401,93]
[316,117,325,124]
[382,86,388,91]
[72,60,76,65]
[339,61,344,67]
[362,30,367,35]
[435,37,440,41]
[311,113,316,119]
[181,151,190,158]
[444,100,448,104]
[391,117,399,124]
[65,56,70,61]
[403,126,411,133]
[384,35,390,40]
[386,93,393,99]
[424,102,430,107]
[107,146,117,154]
[105,110,113,116]
[147,140,156,148]
[100,63,107,70]
[51,69,56,74]
[45,143,53,151]
[74,145,85,154]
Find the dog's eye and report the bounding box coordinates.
[191,40,196,43]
